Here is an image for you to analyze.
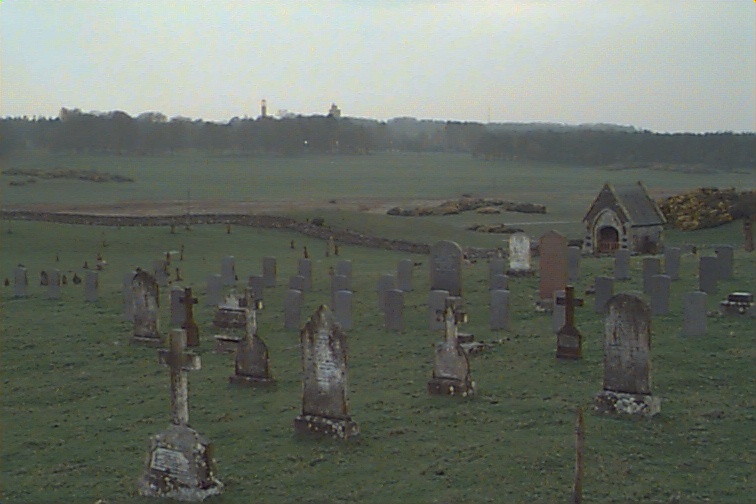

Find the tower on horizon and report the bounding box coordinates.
[261,99,267,119]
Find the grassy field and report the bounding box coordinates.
[0,217,754,503]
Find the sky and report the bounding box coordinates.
[1,1,754,132]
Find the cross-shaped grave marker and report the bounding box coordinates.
[438,299,467,344]
[157,329,201,426]
[556,285,584,359]
[179,287,200,347]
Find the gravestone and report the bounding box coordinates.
[330,274,350,306]
[123,271,137,321]
[179,287,200,347]
[384,289,404,331]
[336,260,352,281]
[490,289,510,331]
[139,329,223,500]
[13,266,28,298]
[552,290,566,333]
[594,293,660,416]
[376,274,396,311]
[205,274,222,306]
[682,291,707,336]
[614,249,631,280]
[294,305,359,439]
[333,290,353,331]
[649,274,671,315]
[428,290,450,331]
[594,276,614,313]
[262,256,277,287]
[212,291,247,353]
[664,247,681,280]
[744,219,754,252]
[539,231,568,300]
[221,256,236,286]
[428,299,475,397]
[247,275,265,305]
[297,258,312,291]
[430,240,463,296]
[284,289,303,330]
[488,258,506,283]
[508,232,532,273]
[699,256,718,295]
[556,286,584,360]
[229,291,274,387]
[289,275,307,292]
[170,286,184,325]
[396,259,413,292]
[714,245,734,280]
[84,270,98,303]
[490,274,509,291]
[47,269,61,299]
[131,270,161,346]
[567,246,581,282]
[642,258,660,295]
[153,259,169,287]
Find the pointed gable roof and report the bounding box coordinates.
[583,181,666,227]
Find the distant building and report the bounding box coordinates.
[328,103,341,118]
[582,181,666,255]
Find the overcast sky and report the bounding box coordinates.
[2,1,754,132]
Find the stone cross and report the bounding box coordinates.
[440,298,466,344]
[157,329,201,426]
[179,287,200,347]
[555,285,584,359]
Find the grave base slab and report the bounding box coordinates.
[506,269,535,277]
[594,390,661,417]
[130,335,163,347]
[427,377,475,397]
[228,375,276,388]
[293,414,359,440]
[213,335,242,354]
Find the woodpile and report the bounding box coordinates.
[658,188,750,230]
[387,197,546,217]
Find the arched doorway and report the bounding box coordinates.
[597,226,619,253]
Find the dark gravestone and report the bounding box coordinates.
[555,286,584,360]
[649,274,671,315]
[376,274,396,311]
[123,271,137,321]
[396,259,414,292]
[330,274,350,306]
[13,266,28,298]
[567,246,581,283]
[139,329,223,500]
[229,297,274,387]
[179,287,200,347]
[642,258,660,295]
[205,274,222,306]
[488,258,506,284]
[297,258,313,291]
[594,276,614,313]
[428,289,450,331]
[428,299,475,397]
[683,291,707,336]
[40,270,49,286]
[336,260,352,281]
[221,256,236,286]
[48,269,61,299]
[84,270,98,303]
[284,289,303,330]
[153,259,169,287]
[552,289,566,334]
[594,293,660,417]
[288,275,307,292]
[539,230,568,300]
[699,256,718,295]
[384,289,404,331]
[664,247,681,281]
[430,240,463,296]
[247,275,265,305]
[170,286,184,325]
[212,291,247,353]
[294,305,359,439]
[714,245,734,280]
[333,290,353,331]
[614,249,631,280]
[262,256,277,287]
[490,289,510,331]
[490,274,509,291]
[744,219,754,252]
[131,271,161,346]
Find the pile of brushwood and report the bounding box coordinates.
[658,188,755,230]
[387,197,546,217]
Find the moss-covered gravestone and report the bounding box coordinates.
[428,298,475,397]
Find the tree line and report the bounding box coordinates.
[1,108,753,168]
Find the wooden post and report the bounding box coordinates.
[573,407,584,504]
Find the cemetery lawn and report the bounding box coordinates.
[1,217,754,503]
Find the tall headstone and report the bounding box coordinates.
[333,290,353,331]
[539,231,568,300]
[47,269,61,299]
[683,291,707,336]
[396,259,414,292]
[336,260,352,281]
[84,270,98,303]
[170,286,184,325]
[205,274,222,306]
[247,275,265,305]
[131,270,161,346]
[642,258,660,295]
[294,305,359,439]
[594,276,614,313]
[376,274,396,311]
[330,274,350,306]
[13,266,28,298]
[153,259,169,287]
[664,247,681,281]
[297,258,312,291]
[427,299,475,397]
[139,329,223,500]
[428,289,450,331]
[490,274,509,291]
[284,289,303,330]
[262,256,277,288]
[221,256,236,286]
[179,287,200,347]
[614,249,631,281]
[229,292,274,387]
[567,246,581,283]
[649,274,671,315]
[490,289,510,331]
[699,256,718,295]
[123,271,136,321]
[488,258,506,283]
[384,289,404,331]
[714,245,734,280]
[594,294,660,417]
[430,240,463,296]
[508,232,532,273]
[555,286,584,360]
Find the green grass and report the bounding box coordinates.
[1,219,754,503]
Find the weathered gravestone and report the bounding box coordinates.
[47,269,61,299]
[376,274,396,311]
[171,286,185,325]
[682,291,707,336]
[123,271,137,321]
[594,293,660,417]
[205,274,222,307]
[131,270,161,346]
[428,289,450,331]
[744,219,755,252]
[212,291,247,353]
[396,259,414,292]
[229,291,273,387]
[284,289,303,330]
[430,240,463,296]
[664,247,681,281]
[539,231,568,300]
[297,258,313,291]
[384,289,404,331]
[698,256,718,295]
[714,245,734,280]
[84,270,98,303]
[594,276,614,313]
[153,259,169,287]
[508,232,532,274]
[556,286,584,360]
[428,299,475,397]
[288,275,307,292]
[614,249,631,280]
[330,274,350,306]
[552,289,566,333]
[262,256,277,288]
[567,246,581,283]
[649,274,671,316]
[488,258,506,284]
[336,260,352,281]
[13,266,28,298]
[139,329,223,500]
[642,257,660,295]
[490,274,509,291]
[490,289,510,331]
[179,287,200,347]
[294,305,359,439]
[220,256,236,286]
[333,289,353,331]
[247,275,265,305]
